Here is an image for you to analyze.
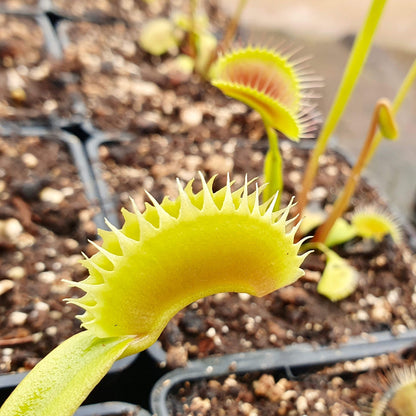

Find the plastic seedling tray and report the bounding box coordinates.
[151,331,416,415]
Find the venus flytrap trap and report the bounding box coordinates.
[211,46,320,206]
[370,363,416,416]
[0,175,307,416]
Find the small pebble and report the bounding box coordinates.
[356,310,369,321]
[0,279,14,296]
[9,311,28,326]
[35,261,46,272]
[6,266,25,280]
[1,218,23,240]
[166,345,188,368]
[22,153,38,168]
[49,311,62,320]
[206,327,216,338]
[34,301,49,312]
[238,293,251,301]
[43,99,58,114]
[39,187,65,204]
[45,326,58,336]
[308,186,328,201]
[296,396,308,413]
[189,397,211,414]
[37,271,56,284]
[371,303,392,323]
[180,107,203,127]
[203,154,234,175]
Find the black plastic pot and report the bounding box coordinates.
[151,331,416,415]
[85,133,134,227]
[74,401,151,416]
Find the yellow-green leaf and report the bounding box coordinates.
[325,218,358,247]
[378,99,399,140]
[138,18,182,56]
[0,331,133,416]
[299,207,326,235]
[317,251,359,302]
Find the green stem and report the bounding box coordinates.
[0,331,133,416]
[296,0,388,218]
[263,124,282,207]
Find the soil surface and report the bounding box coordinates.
[167,344,416,415]
[58,0,229,133]
[0,14,77,125]
[0,134,98,373]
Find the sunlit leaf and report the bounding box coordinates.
[325,218,358,247]
[138,18,182,56]
[317,250,359,302]
[378,99,399,140]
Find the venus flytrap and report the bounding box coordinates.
[0,174,307,416]
[211,46,320,206]
[351,206,401,243]
[301,57,415,301]
[371,363,416,416]
[301,205,401,302]
[312,98,398,244]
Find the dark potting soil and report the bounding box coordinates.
[167,344,416,415]
[58,1,232,133]
[0,134,98,374]
[0,14,76,124]
[98,133,416,368]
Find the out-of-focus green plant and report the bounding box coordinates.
[0,175,306,416]
[138,0,249,78]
